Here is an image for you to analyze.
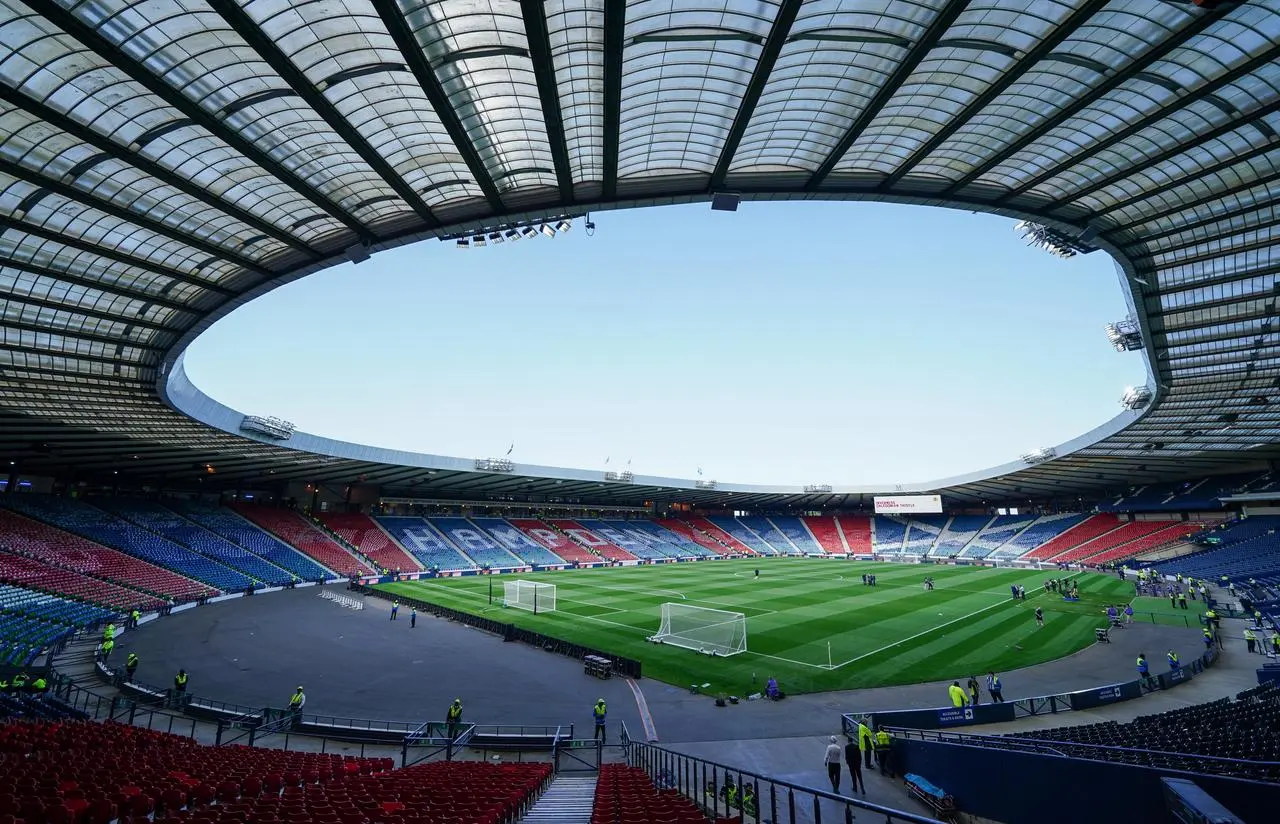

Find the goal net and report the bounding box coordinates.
[651,603,747,656]
[503,579,556,614]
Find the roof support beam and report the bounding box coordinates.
[1144,213,1280,260]
[370,0,505,212]
[0,340,146,368]
[0,254,195,315]
[1109,166,1280,240]
[601,0,626,199]
[520,0,575,202]
[33,0,371,241]
[0,215,235,298]
[878,0,1109,191]
[0,287,174,334]
[1052,100,1280,211]
[941,3,1231,197]
[708,0,804,191]
[1000,46,1280,205]
[0,86,324,260]
[207,0,438,229]
[0,317,160,351]
[1156,305,1274,336]
[807,0,971,190]
[0,366,148,386]
[0,158,269,280]
[1120,196,1277,250]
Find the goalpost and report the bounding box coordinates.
[503,580,556,614]
[651,603,747,656]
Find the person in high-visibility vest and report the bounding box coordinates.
[592,698,607,743]
[125,652,139,681]
[948,681,969,707]
[873,728,895,777]
[129,609,141,629]
[1245,628,1258,654]
[446,698,463,739]
[1136,653,1151,688]
[103,623,116,643]
[100,638,114,661]
[30,675,47,693]
[1167,650,1179,671]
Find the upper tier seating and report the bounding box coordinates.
[98,500,292,586]
[769,517,822,554]
[0,582,113,628]
[576,520,669,561]
[707,518,777,555]
[0,549,166,612]
[1022,514,1121,561]
[1,498,249,593]
[1,612,72,666]
[618,520,714,557]
[374,517,477,570]
[737,517,795,554]
[684,519,756,554]
[1163,516,1280,581]
[962,514,1039,558]
[931,515,991,557]
[801,516,845,553]
[0,509,210,602]
[469,518,567,566]
[989,513,1088,559]
[837,515,873,554]
[506,519,595,563]
[167,504,332,581]
[1084,524,1199,566]
[547,521,638,562]
[904,515,948,554]
[231,505,373,577]
[1047,521,1183,564]
[592,764,707,824]
[871,517,908,552]
[652,520,731,555]
[428,518,524,568]
[1010,687,1280,782]
[317,512,421,572]
[1100,472,1261,512]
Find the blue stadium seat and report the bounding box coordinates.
[931,515,992,557]
[989,514,1088,559]
[614,521,714,558]
[737,517,795,555]
[904,515,949,554]
[961,514,1039,558]
[376,517,477,571]
[576,520,669,560]
[1163,516,1280,581]
[469,519,567,566]
[0,583,113,628]
[768,517,823,554]
[165,503,332,580]
[872,517,909,553]
[427,518,524,569]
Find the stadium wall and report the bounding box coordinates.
[893,738,1278,824]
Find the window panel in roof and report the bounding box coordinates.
[58,0,403,223]
[1135,203,1280,258]
[546,0,604,183]
[911,1,1191,181]
[1158,272,1278,311]
[1121,158,1279,244]
[1110,145,1280,228]
[836,0,1073,176]
[729,0,941,173]
[1157,246,1280,292]
[242,0,483,207]
[1151,222,1280,269]
[1162,297,1270,333]
[399,0,557,192]
[0,298,150,343]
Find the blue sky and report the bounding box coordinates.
[184,201,1144,486]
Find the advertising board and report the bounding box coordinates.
[874,494,943,514]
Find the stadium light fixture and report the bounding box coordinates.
[540,223,556,238]
[1020,447,1056,465]
[488,232,503,244]
[695,479,717,490]
[456,238,470,249]
[474,458,514,473]
[604,471,634,483]
[240,415,296,440]
[472,235,486,247]
[519,226,539,239]
[1104,318,1144,352]
[555,220,572,233]
[1013,221,1098,259]
[803,484,832,493]
[343,243,371,264]
[504,229,520,241]
[1121,385,1154,410]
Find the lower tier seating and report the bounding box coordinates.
[231,506,373,577]
[0,549,169,612]
[0,720,550,824]
[592,764,707,824]
[0,611,71,665]
[317,512,421,573]
[0,583,114,627]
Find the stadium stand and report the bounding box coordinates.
[961,514,1039,558]
[654,519,732,555]
[801,516,846,553]
[98,499,294,586]
[0,583,113,628]
[375,517,477,570]
[470,518,567,566]
[706,518,777,555]
[506,519,594,563]
[576,520,670,561]
[1021,514,1122,561]
[989,513,1088,560]
[1,611,73,666]
[167,504,333,581]
[317,512,422,572]
[1083,523,1200,567]
[0,719,551,822]
[769,517,822,554]
[1162,516,1280,581]
[0,498,253,593]
[1047,520,1186,564]
[232,505,373,577]
[0,550,167,612]
[930,515,991,557]
[615,520,714,558]
[682,519,757,554]
[903,515,948,554]
[0,509,211,602]
[1099,472,1260,512]
[592,764,708,824]
[837,516,873,554]
[737,517,795,554]
[1009,686,1280,781]
[547,520,639,562]
[428,517,525,569]
[872,517,909,553]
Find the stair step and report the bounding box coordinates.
[518,776,598,824]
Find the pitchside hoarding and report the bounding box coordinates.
[873,494,943,514]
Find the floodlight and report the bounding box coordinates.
[472,235,486,247]
[1121,386,1153,410]
[1020,447,1056,465]
[804,484,832,493]
[540,223,556,237]
[343,243,370,264]
[456,238,470,249]
[555,220,572,233]
[504,229,520,241]
[488,232,503,244]
[520,226,539,239]
[1104,318,1143,351]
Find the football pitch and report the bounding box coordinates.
[376,559,1134,695]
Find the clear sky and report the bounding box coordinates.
[184,201,1146,486]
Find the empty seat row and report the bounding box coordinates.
[230,506,372,578]
[0,547,170,612]
[167,504,333,581]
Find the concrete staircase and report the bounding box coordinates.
[519,775,597,824]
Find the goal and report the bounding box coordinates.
[651,603,747,656]
[503,579,556,614]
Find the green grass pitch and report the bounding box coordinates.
[376,559,1135,695]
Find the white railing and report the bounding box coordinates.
[318,590,364,610]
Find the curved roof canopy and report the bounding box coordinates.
[2,0,1280,508]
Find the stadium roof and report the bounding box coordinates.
[2,0,1279,508]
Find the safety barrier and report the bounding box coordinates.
[318,589,364,610]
